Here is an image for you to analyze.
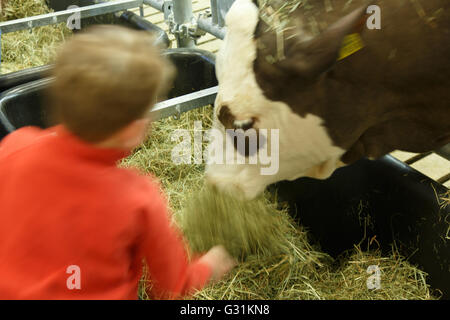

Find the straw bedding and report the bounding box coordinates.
[0,0,72,74]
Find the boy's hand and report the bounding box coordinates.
[200,245,237,282]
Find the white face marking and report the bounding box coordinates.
[206,0,345,200]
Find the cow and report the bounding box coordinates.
[204,0,450,200]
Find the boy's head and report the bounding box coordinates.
[48,25,174,148]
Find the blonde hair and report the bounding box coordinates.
[48,25,174,142]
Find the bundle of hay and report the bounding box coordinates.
[122,106,439,300]
[0,0,72,74]
[180,185,322,261]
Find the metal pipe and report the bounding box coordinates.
[143,0,164,12]
[210,0,218,25]
[150,86,218,121]
[172,0,195,48]
[173,0,192,24]
[217,0,226,27]
[197,15,226,40]
[0,0,143,34]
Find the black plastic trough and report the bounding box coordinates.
[0,65,53,96]
[0,48,217,137]
[272,156,449,299]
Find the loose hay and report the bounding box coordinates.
[194,244,435,300]
[123,106,439,300]
[0,0,72,74]
[441,190,450,241]
[258,0,306,28]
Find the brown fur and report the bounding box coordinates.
[253,0,450,163]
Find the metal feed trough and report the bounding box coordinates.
[0,0,449,298]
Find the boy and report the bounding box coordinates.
[0,25,235,299]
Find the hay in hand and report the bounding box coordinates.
[0,0,72,74]
[180,185,315,260]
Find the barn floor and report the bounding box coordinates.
[131,2,449,189]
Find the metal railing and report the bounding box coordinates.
[143,0,234,42]
[0,0,145,71]
[0,0,144,34]
[0,0,233,60]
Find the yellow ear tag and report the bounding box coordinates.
[338,33,364,61]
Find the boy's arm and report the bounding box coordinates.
[138,183,212,299]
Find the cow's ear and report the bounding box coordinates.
[279,4,373,78]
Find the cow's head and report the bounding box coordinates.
[205,0,373,199]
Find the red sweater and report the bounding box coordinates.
[0,125,211,300]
